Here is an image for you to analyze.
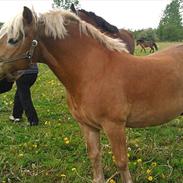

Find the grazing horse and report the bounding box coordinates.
[1,7,183,183]
[70,4,135,54]
[136,39,158,53]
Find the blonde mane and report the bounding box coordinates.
[0,9,37,40]
[0,8,128,53]
[79,20,128,52]
[0,13,25,40]
[39,9,128,53]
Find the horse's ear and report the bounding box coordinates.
[23,6,33,25]
[70,3,77,14]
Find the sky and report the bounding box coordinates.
[0,0,173,30]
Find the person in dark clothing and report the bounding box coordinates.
[0,78,14,94]
[9,64,39,126]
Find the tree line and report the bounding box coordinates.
[134,0,183,41]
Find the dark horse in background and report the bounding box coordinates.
[71,4,135,54]
[136,38,158,53]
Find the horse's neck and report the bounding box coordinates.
[40,31,108,94]
[78,12,98,28]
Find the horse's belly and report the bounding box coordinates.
[126,99,183,128]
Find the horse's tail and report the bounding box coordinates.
[153,42,158,51]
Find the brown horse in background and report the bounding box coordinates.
[70,4,135,54]
[136,38,158,53]
[1,7,183,183]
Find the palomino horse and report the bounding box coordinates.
[136,38,158,53]
[0,7,183,183]
[70,4,135,54]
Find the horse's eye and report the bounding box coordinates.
[8,38,18,45]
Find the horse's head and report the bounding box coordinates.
[70,4,119,34]
[70,5,98,28]
[136,39,144,46]
[0,6,38,80]
[136,40,140,46]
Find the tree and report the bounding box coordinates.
[157,0,183,41]
[52,0,79,10]
[133,28,158,41]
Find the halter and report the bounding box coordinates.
[0,39,38,65]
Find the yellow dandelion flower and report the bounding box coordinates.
[18,153,24,157]
[32,144,37,148]
[137,158,142,163]
[151,162,157,167]
[65,140,70,144]
[64,137,68,141]
[109,179,116,183]
[45,121,51,125]
[147,176,153,181]
[146,169,151,174]
[60,174,66,177]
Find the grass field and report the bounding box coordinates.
[0,42,183,183]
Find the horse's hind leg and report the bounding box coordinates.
[103,122,133,183]
[150,47,154,53]
[80,124,105,183]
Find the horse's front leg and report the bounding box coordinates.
[143,47,146,53]
[103,122,133,183]
[80,124,105,183]
[140,47,144,53]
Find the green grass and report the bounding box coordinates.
[0,42,183,183]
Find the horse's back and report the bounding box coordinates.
[118,46,183,127]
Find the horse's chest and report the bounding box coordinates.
[67,95,101,128]
[69,102,88,122]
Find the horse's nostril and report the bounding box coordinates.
[8,38,18,45]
